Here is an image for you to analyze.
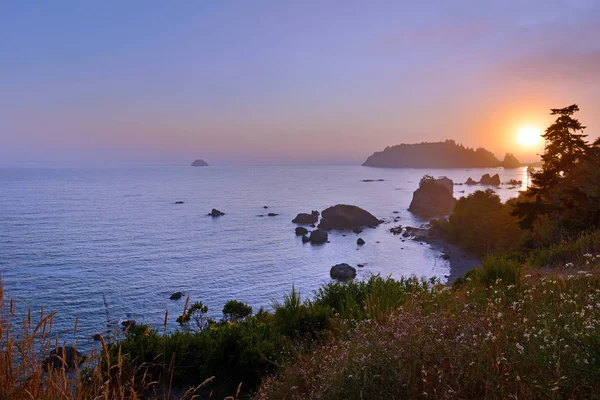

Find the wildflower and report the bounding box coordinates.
[516,343,524,353]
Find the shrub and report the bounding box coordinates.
[473,255,522,287]
[176,301,211,332]
[444,189,529,255]
[222,300,252,322]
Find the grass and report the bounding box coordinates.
[0,279,227,399]
[259,260,600,399]
[528,229,600,268]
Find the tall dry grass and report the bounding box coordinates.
[0,281,217,399]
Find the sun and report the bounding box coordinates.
[518,126,541,147]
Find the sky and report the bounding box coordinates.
[1,0,599,165]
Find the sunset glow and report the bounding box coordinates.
[518,126,542,148]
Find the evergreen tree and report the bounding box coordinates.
[513,104,589,230]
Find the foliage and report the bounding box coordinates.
[222,300,252,322]
[176,301,211,332]
[438,189,528,256]
[363,139,502,168]
[313,275,436,321]
[0,281,216,400]
[470,255,523,288]
[514,104,592,232]
[260,257,600,400]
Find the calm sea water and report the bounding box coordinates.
[0,164,527,342]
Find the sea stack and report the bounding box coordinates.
[191,159,209,167]
[408,176,456,218]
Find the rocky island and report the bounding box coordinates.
[191,159,209,167]
[362,140,519,169]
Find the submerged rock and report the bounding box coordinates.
[318,204,381,230]
[208,209,225,217]
[174,201,184,204]
[292,210,320,224]
[330,263,357,281]
[295,227,309,236]
[408,176,456,218]
[309,229,328,244]
[44,346,86,370]
[267,213,279,217]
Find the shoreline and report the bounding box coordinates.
[403,226,481,284]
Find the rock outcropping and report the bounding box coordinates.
[502,153,521,169]
[208,209,225,217]
[292,211,320,224]
[191,159,209,167]
[318,204,381,230]
[308,229,328,244]
[330,263,357,281]
[479,173,501,186]
[408,176,456,218]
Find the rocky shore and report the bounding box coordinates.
[391,225,480,283]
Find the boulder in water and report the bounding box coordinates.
[465,177,477,185]
[292,210,320,224]
[170,292,183,300]
[318,204,380,230]
[44,346,86,370]
[174,201,184,204]
[295,227,309,236]
[330,263,357,281]
[208,209,225,217]
[191,159,209,167]
[301,235,311,243]
[121,320,136,331]
[357,238,365,245]
[408,176,456,218]
[309,229,328,244]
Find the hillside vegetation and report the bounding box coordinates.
[362,139,515,168]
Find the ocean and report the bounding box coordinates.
[0,164,527,342]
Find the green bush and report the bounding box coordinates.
[313,275,433,321]
[272,286,331,341]
[222,300,252,322]
[472,255,522,287]
[443,190,529,256]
